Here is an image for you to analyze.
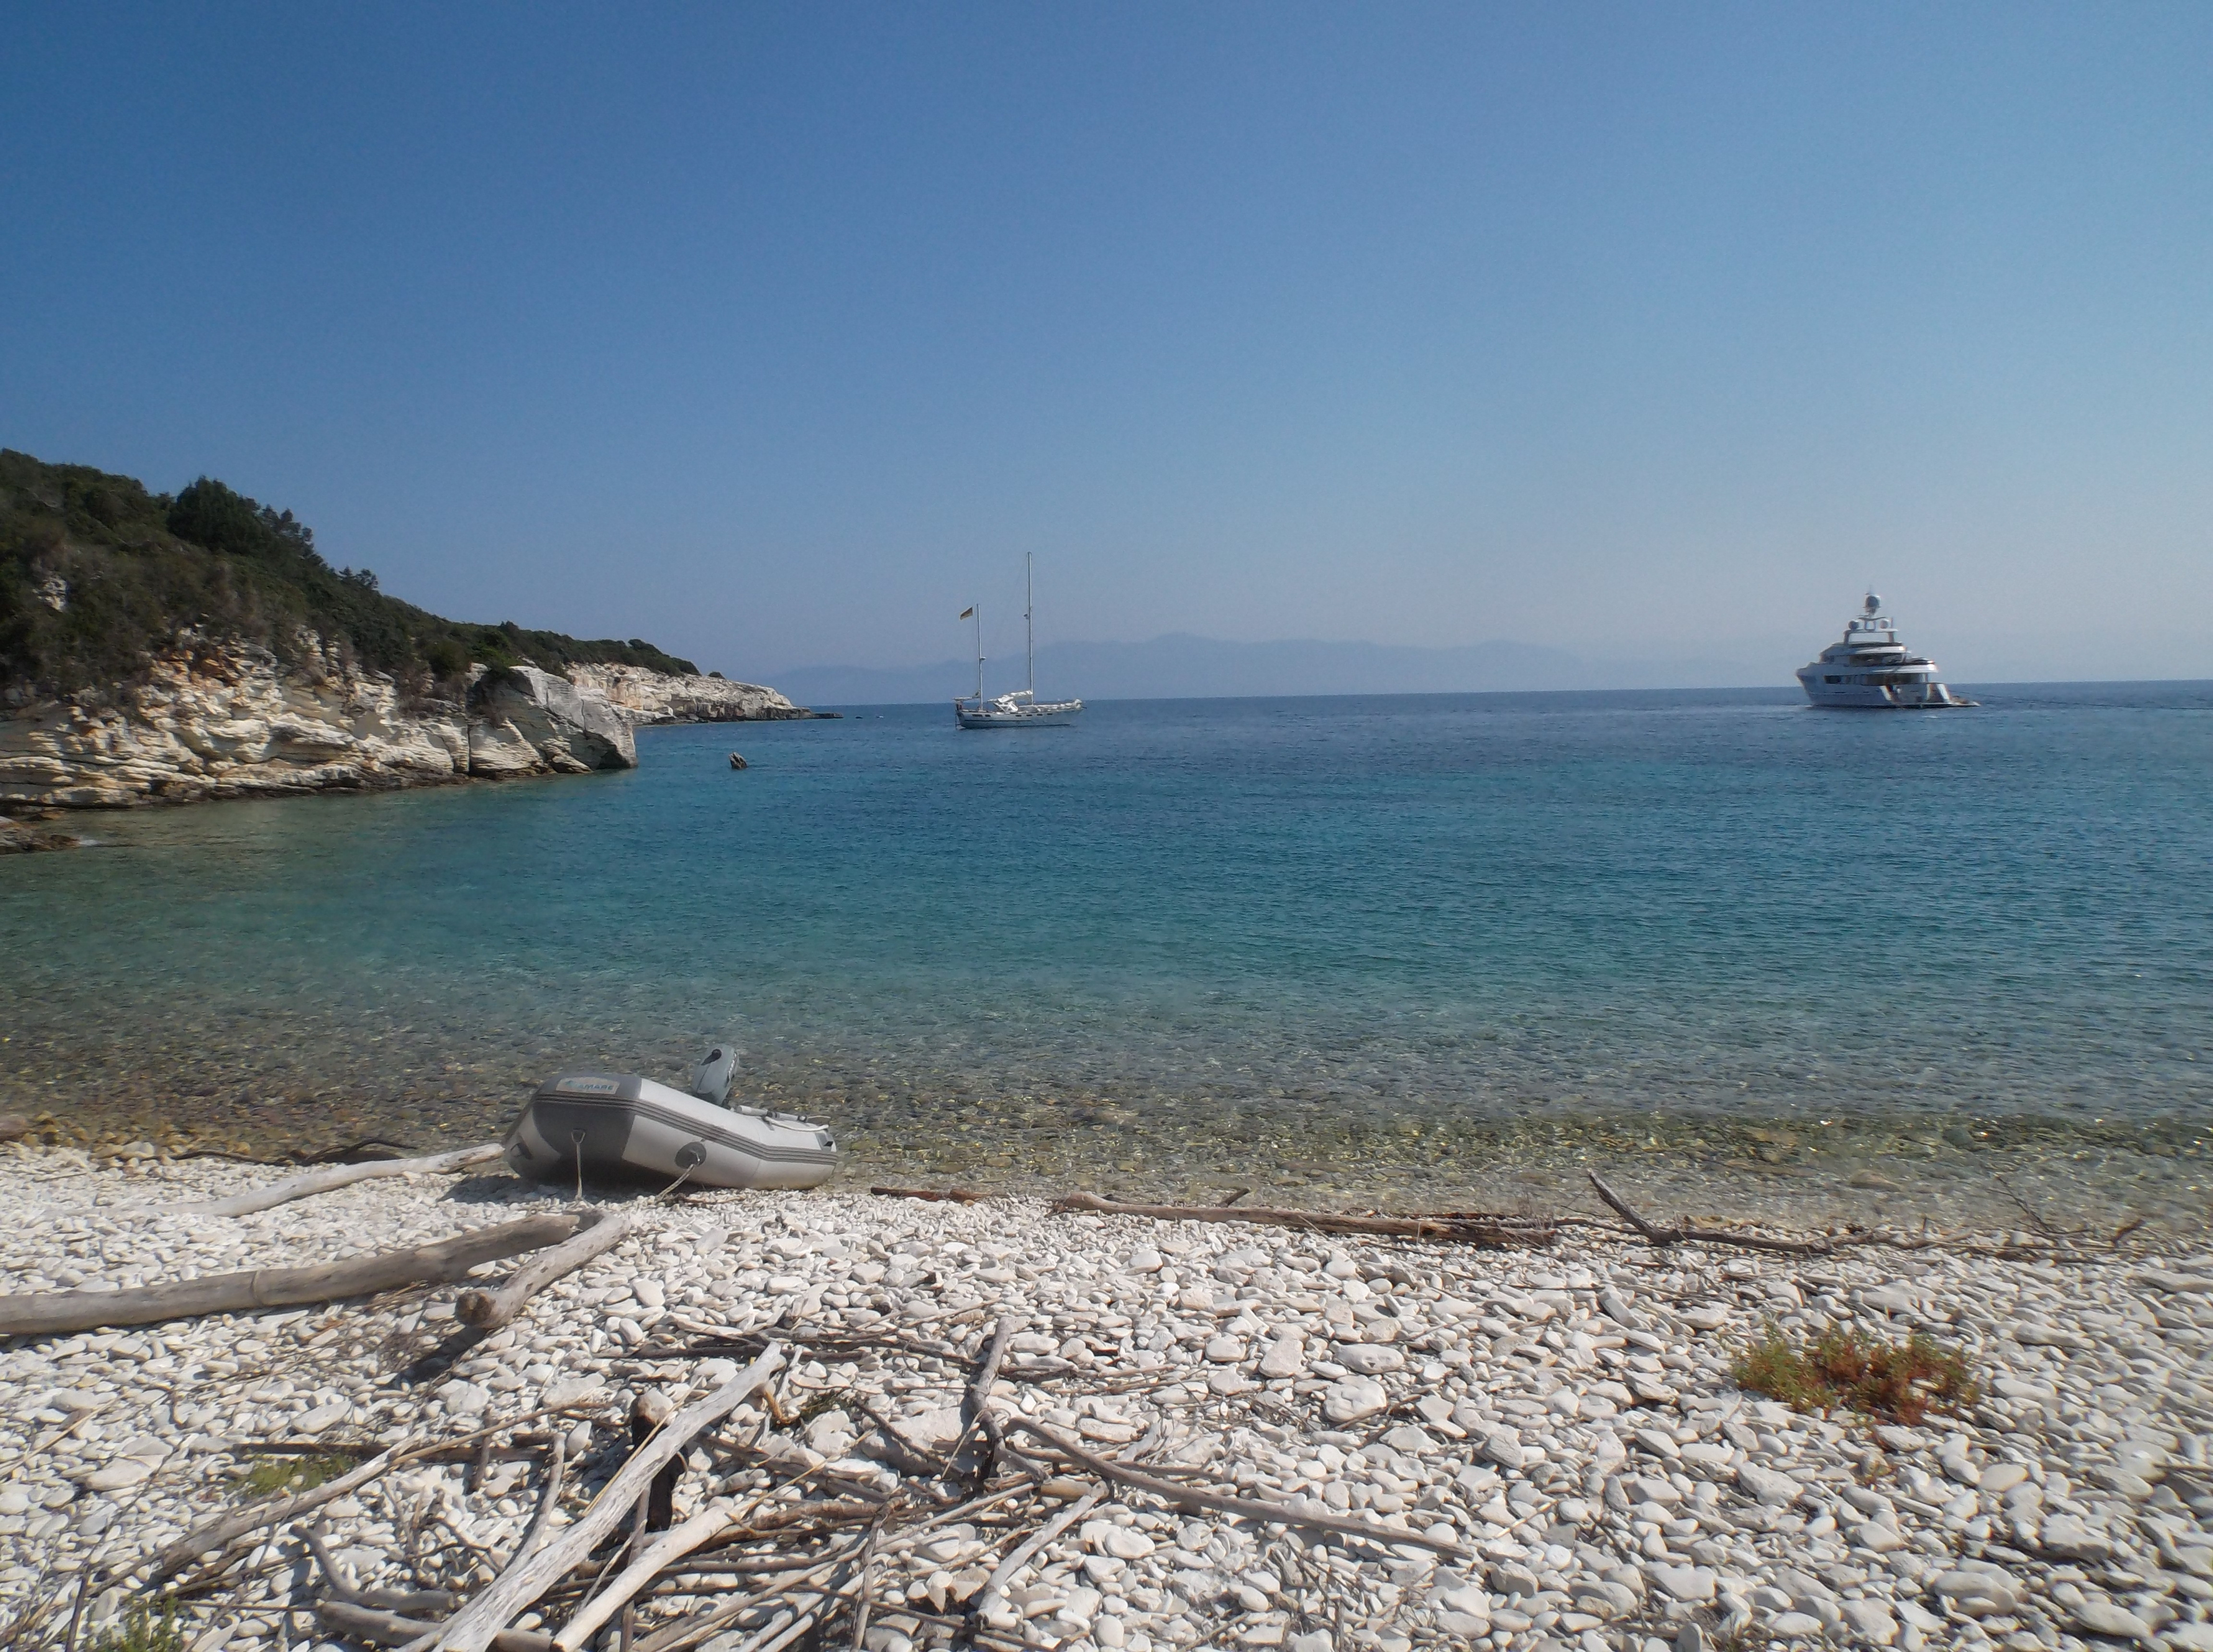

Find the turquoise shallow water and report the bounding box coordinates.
[4,684,2211,1220]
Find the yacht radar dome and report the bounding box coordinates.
[1864,592,1883,615]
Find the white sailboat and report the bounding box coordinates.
[955,555,1083,729]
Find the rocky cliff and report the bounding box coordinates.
[563,663,829,723]
[1,450,830,813]
[0,634,637,811]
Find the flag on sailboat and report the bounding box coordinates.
[958,607,974,619]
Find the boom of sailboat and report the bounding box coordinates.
[955,555,1083,728]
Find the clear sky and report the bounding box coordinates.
[5,4,2210,683]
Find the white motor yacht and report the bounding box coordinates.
[955,555,1083,728]
[1798,594,1974,709]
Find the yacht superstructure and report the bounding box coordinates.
[955,555,1083,729]
[1797,594,1973,709]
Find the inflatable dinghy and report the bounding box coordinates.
[503,1043,837,1190]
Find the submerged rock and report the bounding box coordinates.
[0,817,78,851]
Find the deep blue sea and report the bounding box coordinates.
[5,684,2211,1213]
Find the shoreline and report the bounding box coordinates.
[7,1095,2208,1250]
[0,1149,2207,1650]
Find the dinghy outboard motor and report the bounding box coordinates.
[502,1040,836,1191]
[689,1043,738,1107]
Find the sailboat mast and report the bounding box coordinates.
[1025,553,1035,695]
[974,605,984,701]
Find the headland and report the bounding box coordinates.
[0,449,826,817]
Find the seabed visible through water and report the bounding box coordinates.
[5,688,2210,1239]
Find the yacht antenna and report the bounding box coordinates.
[1025,553,1035,696]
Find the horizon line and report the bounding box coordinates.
[732,676,2213,711]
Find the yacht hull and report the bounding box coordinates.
[1796,672,1971,709]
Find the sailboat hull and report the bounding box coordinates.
[955,698,1082,729]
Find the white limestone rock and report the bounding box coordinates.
[564,663,815,725]
[0,633,654,810]
[1321,1379,1389,1424]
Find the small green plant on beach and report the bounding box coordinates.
[86,1601,188,1652]
[1731,1320,1977,1425]
[231,1452,355,1500]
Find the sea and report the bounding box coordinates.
[6,684,2211,1233]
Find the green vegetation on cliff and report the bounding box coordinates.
[0,449,697,699]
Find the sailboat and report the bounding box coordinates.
[954,555,1083,729]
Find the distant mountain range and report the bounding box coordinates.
[772,632,1776,705]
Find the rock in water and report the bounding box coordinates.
[0,818,80,852]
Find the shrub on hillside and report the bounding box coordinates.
[0,449,697,699]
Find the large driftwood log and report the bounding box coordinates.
[1051,1191,1554,1247]
[1005,1419,1471,1559]
[1585,1171,1833,1257]
[160,1143,507,1218]
[0,1211,584,1338]
[422,1348,784,1652]
[456,1208,634,1330]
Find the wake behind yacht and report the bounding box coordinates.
[955,555,1082,728]
[1798,593,1974,709]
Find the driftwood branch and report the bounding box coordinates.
[966,1315,1018,1430]
[848,1514,886,1652]
[153,1405,599,1584]
[1004,1419,1470,1559]
[852,1399,954,1480]
[962,1314,1020,1486]
[1052,1191,1553,1248]
[0,1211,586,1338]
[1585,1171,1833,1256]
[629,1484,1030,1652]
[318,1599,551,1651]
[868,1186,988,1203]
[632,1389,680,1531]
[152,1439,402,1584]
[974,1486,1104,1614]
[155,1143,507,1218]
[425,1347,784,1652]
[510,1434,567,1567]
[552,1499,736,1650]
[458,1208,634,1330]
[629,1547,857,1652]
[306,1524,459,1614]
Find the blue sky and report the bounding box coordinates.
[5,4,2210,683]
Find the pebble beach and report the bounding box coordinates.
[2,1145,2210,1652]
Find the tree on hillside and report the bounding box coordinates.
[167,478,324,569]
